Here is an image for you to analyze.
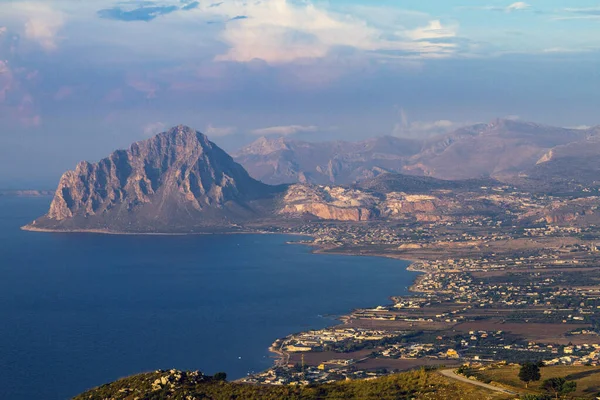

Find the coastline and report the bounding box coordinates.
[22,223,424,378]
[21,225,312,239]
[266,239,424,374]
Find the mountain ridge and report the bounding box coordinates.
[235,119,598,185]
[234,135,422,185]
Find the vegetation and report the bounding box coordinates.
[467,365,600,399]
[73,368,508,400]
[519,363,541,388]
[541,377,576,399]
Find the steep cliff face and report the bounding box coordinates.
[279,184,377,221]
[27,126,277,232]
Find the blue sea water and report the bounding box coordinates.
[0,196,416,400]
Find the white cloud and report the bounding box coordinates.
[567,125,592,130]
[553,8,600,21]
[406,20,457,41]
[204,124,236,137]
[563,7,600,15]
[394,119,460,137]
[143,122,166,136]
[506,2,531,12]
[462,2,531,13]
[200,0,459,63]
[251,125,319,136]
[2,3,66,51]
[392,108,470,138]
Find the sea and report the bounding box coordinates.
[0,196,417,400]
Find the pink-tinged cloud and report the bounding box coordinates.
[21,114,41,127]
[0,60,14,102]
[54,86,74,100]
[12,94,41,127]
[127,79,158,99]
[8,3,66,51]
[25,70,39,81]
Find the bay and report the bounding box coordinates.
[0,197,416,400]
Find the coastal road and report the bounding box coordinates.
[439,369,518,396]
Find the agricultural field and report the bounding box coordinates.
[470,365,600,399]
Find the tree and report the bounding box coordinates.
[213,372,227,381]
[518,362,541,388]
[542,377,576,399]
[520,395,551,400]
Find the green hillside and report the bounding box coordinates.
[74,369,508,400]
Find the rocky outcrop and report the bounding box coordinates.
[380,193,441,220]
[25,126,278,232]
[281,203,372,221]
[278,184,378,221]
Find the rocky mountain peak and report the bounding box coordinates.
[30,125,275,232]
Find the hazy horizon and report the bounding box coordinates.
[1,0,599,187]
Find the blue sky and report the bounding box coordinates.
[0,0,599,187]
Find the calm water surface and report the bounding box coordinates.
[0,196,416,400]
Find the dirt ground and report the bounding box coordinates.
[453,320,595,344]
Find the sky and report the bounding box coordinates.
[0,0,599,187]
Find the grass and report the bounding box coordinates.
[473,365,600,399]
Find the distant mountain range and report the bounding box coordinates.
[24,121,600,233]
[235,119,600,187]
[234,135,422,185]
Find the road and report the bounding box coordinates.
[439,369,518,396]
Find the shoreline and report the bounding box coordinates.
[22,223,425,379]
[21,225,312,239]
[266,240,425,375]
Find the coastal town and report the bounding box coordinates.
[240,184,600,385]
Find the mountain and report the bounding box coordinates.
[24,126,281,233]
[235,119,598,185]
[25,122,600,232]
[511,129,600,192]
[234,135,422,185]
[406,119,591,180]
[354,172,498,194]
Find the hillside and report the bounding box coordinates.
[73,369,508,400]
[406,119,589,180]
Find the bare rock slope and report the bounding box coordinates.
[24,126,281,232]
